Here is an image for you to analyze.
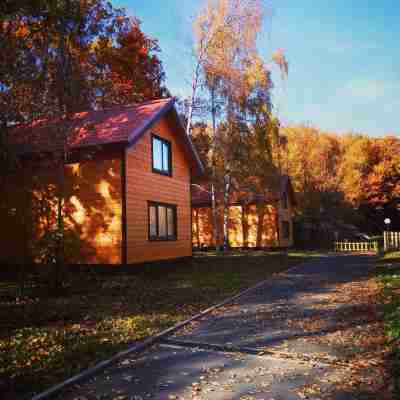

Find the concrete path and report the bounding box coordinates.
[60,254,383,400]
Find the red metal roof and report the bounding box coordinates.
[9,98,204,175]
[10,98,173,151]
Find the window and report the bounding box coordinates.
[282,221,290,239]
[148,202,177,240]
[152,135,171,175]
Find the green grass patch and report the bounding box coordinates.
[379,251,400,263]
[287,250,329,258]
[0,251,311,399]
[376,251,400,399]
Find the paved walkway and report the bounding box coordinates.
[60,254,386,400]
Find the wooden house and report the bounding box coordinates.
[191,176,296,249]
[4,98,203,264]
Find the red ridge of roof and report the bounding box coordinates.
[10,97,204,176]
[11,98,173,152]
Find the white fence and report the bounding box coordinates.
[384,231,400,251]
[334,241,379,253]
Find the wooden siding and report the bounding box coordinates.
[192,207,215,248]
[192,204,280,248]
[64,157,122,264]
[125,114,192,263]
[0,155,123,264]
[229,204,278,247]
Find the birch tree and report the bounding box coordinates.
[192,0,266,249]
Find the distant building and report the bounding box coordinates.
[191,176,296,249]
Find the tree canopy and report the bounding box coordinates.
[279,125,400,231]
[0,0,168,127]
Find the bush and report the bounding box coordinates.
[32,227,95,290]
[33,227,89,265]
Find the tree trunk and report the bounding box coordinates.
[222,174,231,250]
[186,36,208,136]
[186,59,201,136]
[256,204,266,248]
[54,163,65,291]
[241,204,249,248]
[210,82,219,251]
[19,173,32,298]
[52,18,73,291]
[195,209,200,248]
[211,182,219,249]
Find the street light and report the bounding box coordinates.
[384,218,391,231]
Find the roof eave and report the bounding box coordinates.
[126,97,204,177]
[170,105,205,177]
[127,98,175,147]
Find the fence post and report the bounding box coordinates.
[333,239,386,253]
[383,231,400,252]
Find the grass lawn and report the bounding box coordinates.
[376,251,400,398]
[379,251,400,264]
[0,250,313,399]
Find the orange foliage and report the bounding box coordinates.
[281,126,400,213]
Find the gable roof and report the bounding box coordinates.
[9,98,204,175]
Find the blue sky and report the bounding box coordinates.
[113,0,399,137]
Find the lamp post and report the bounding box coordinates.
[384,218,391,251]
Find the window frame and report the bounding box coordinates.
[148,201,177,241]
[151,134,172,176]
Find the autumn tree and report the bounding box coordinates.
[280,125,342,217]
[338,134,373,206]
[1,1,168,121]
[277,123,400,236]
[191,0,272,249]
[357,136,400,206]
[93,17,168,107]
[234,58,281,247]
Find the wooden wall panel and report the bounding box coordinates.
[66,157,122,264]
[227,206,243,247]
[125,115,192,263]
[193,204,280,248]
[192,207,215,248]
[0,155,123,264]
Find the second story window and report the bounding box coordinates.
[152,134,171,176]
